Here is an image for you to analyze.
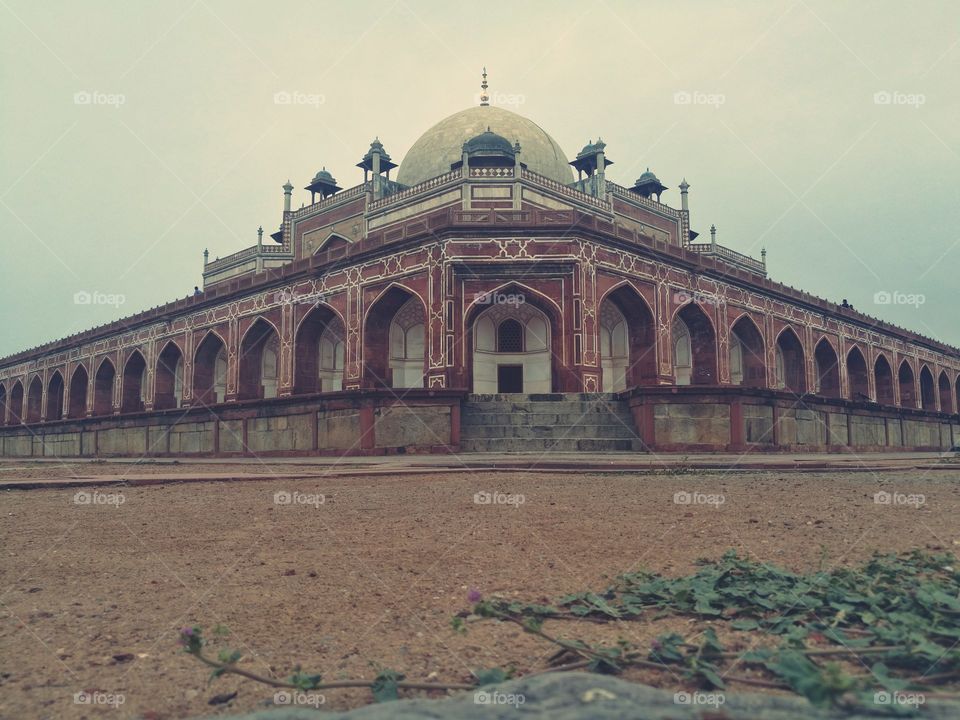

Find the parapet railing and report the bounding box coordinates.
[686,242,765,275]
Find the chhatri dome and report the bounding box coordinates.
[397,71,574,187]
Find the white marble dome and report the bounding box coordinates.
[396,105,574,187]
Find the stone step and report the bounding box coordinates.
[461,411,635,426]
[468,392,620,402]
[461,423,640,440]
[460,437,646,453]
[464,401,631,414]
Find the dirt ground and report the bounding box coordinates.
[1,466,959,719]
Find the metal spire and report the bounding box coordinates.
[480,67,489,106]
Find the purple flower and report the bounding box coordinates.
[467,588,483,603]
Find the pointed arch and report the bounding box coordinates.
[68,365,89,419]
[774,327,806,394]
[730,315,765,387]
[25,375,43,423]
[314,232,351,254]
[672,303,717,385]
[874,354,895,406]
[363,284,427,389]
[46,370,65,421]
[7,380,24,424]
[238,317,280,400]
[193,331,228,405]
[0,382,5,425]
[598,282,657,390]
[898,360,916,408]
[121,350,147,413]
[155,340,185,410]
[955,374,960,415]
[294,303,345,394]
[846,346,870,401]
[938,371,953,414]
[813,338,841,398]
[93,358,116,415]
[919,364,936,411]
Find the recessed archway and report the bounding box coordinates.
[46,371,65,421]
[598,284,656,391]
[293,304,345,394]
[155,341,185,410]
[363,286,426,389]
[774,327,806,394]
[672,304,717,385]
[846,347,869,401]
[937,371,953,414]
[874,355,895,406]
[68,365,89,418]
[730,316,765,387]
[813,339,841,398]
[193,332,228,405]
[93,359,116,416]
[919,365,936,411]
[121,351,147,413]
[8,381,24,424]
[473,302,551,393]
[238,318,280,400]
[898,361,916,409]
[0,383,7,425]
[25,375,43,423]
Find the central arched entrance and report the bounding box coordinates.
[472,301,551,394]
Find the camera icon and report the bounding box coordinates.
[274,491,292,505]
[473,491,492,505]
[273,91,292,105]
[873,290,892,305]
[474,292,493,306]
[673,691,692,705]
[73,691,91,704]
[273,691,292,705]
[874,91,892,105]
[73,91,92,105]
[673,491,692,505]
[73,290,92,305]
[873,691,891,705]
[473,690,491,704]
[673,291,691,305]
[874,491,891,505]
[73,491,91,505]
[673,91,692,105]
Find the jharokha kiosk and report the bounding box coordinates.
[1,75,958,457]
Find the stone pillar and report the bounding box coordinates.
[226,316,239,402]
[655,281,674,383]
[278,301,294,397]
[283,181,293,212]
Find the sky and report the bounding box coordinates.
[1,0,958,358]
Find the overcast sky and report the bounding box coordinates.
[1,0,958,358]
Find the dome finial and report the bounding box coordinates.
[480,67,489,106]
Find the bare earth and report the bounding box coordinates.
[1,465,959,719]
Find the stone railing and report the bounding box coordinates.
[367,170,461,211]
[606,182,680,218]
[469,166,514,178]
[687,242,766,275]
[291,182,370,219]
[520,168,610,210]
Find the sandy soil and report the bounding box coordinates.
[1,467,959,719]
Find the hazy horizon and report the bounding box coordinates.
[2,0,958,358]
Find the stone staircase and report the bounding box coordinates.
[460,393,646,453]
